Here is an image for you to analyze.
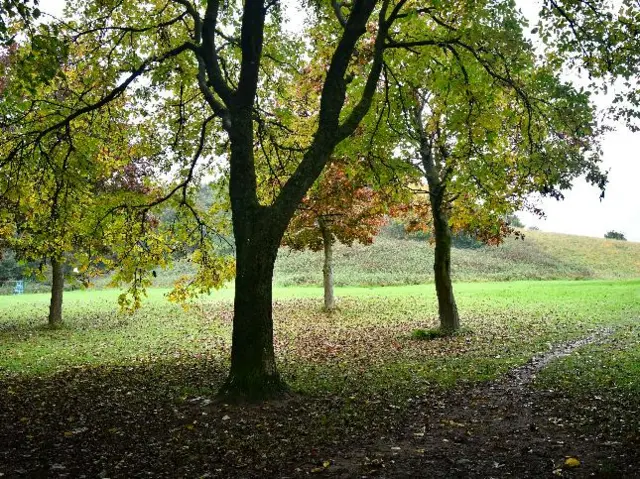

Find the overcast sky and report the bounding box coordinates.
[41,0,640,241]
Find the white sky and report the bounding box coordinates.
[41,0,640,241]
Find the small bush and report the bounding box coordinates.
[505,214,524,228]
[604,230,626,241]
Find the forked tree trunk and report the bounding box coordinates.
[431,205,460,332]
[48,258,64,327]
[217,0,384,400]
[320,220,335,311]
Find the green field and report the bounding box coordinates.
[2,231,640,477]
[2,280,639,391]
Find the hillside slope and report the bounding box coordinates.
[274,230,640,286]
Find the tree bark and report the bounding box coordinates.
[319,219,335,311]
[417,111,460,333]
[222,109,286,398]
[48,258,64,327]
[431,204,460,332]
[221,231,285,399]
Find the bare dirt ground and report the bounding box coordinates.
[1,331,638,478]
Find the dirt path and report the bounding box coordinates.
[500,329,613,389]
[316,329,638,478]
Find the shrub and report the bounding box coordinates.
[604,230,626,241]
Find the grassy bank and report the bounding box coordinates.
[274,229,640,286]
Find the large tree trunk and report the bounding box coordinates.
[222,106,287,398]
[320,219,335,311]
[221,232,285,399]
[48,258,64,327]
[431,205,460,332]
[206,0,385,400]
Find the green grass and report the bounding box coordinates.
[536,323,640,394]
[1,280,639,396]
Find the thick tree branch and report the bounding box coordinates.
[201,0,235,106]
[271,0,383,232]
[331,1,348,28]
[337,1,391,141]
[234,0,267,110]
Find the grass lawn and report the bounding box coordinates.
[1,279,639,384]
[0,279,639,477]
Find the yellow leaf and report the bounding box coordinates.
[322,461,331,468]
[63,431,74,437]
[564,457,580,468]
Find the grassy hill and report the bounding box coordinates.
[273,229,640,286]
[9,228,639,294]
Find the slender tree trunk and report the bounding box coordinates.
[417,113,460,333]
[48,258,64,327]
[431,204,460,332]
[319,219,335,311]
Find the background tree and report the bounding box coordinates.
[0,47,131,325]
[382,6,605,332]
[282,160,395,311]
[505,215,525,229]
[0,34,233,324]
[604,230,627,241]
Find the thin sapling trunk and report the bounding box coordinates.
[48,258,64,327]
[319,218,336,311]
